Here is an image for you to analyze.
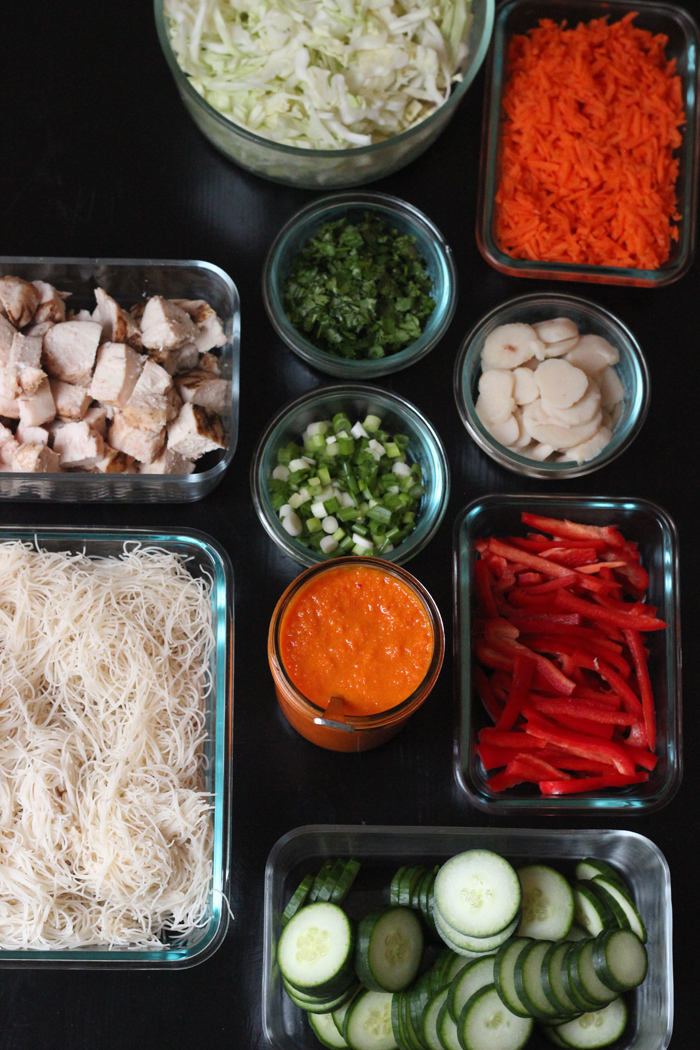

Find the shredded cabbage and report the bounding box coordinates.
[165,0,472,149]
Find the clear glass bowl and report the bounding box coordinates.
[0,526,233,969]
[250,383,450,567]
[0,257,240,501]
[476,0,700,286]
[453,292,650,478]
[263,824,673,1050]
[263,193,457,379]
[154,0,494,189]
[454,494,682,814]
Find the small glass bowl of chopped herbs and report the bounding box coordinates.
[251,384,450,567]
[263,193,457,379]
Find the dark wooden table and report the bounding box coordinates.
[0,2,696,1047]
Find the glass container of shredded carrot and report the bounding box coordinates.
[490,9,689,274]
[268,557,444,751]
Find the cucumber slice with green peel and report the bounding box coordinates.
[310,1010,350,1048]
[434,851,521,939]
[592,929,648,992]
[408,972,432,1048]
[565,926,589,942]
[344,990,398,1050]
[286,979,360,1014]
[336,994,362,1041]
[436,998,462,1050]
[400,987,425,1050]
[309,861,338,904]
[390,993,411,1050]
[590,877,647,943]
[493,937,533,1018]
[430,948,454,994]
[447,955,496,1023]
[457,984,533,1050]
[516,865,574,941]
[283,972,357,1005]
[278,901,355,995]
[330,859,362,907]
[563,943,605,1012]
[574,860,628,893]
[547,998,627,1048]
[421,988,449,1050]
[318,860,351,903]
[569,940,619,1006]
[391,868,408,906]
[514,940,562,1020]
[541,942,584,1017]
[399,867,426,909]
[443,950,472,984]
[573,884,616,937]
[356,908,424,992]
[434,906,519,954]
[282,873,315,926]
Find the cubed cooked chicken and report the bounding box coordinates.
[0,276,40,328]
[175,370,230,417]
[19,378,55,427]
[32,281,69,325]
[12,443,61,472]
[140,296,197,350]
[122,360,181,433]
[139,447,195,474]
[42,320,102,385]
[108,412,166,464]
[52,421,105,469]
[167,403,225,460]
[50,379,91,421]
[93,287,143,350]
[90,341,144,407]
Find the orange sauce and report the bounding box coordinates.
[279,563,434,716]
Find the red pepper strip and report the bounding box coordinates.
[490,671,513,701]
[474,559,499,619]
[474,666,503,723]
[572,687,621,708]
[508,536,607,552]
[487,771,525,791]
[538,748,614,774]
[623,628,656,751]
[503,613,582,629]
[521,513,626,548]
[542,711,615,740]
[476,743,525,770]
[483,619,577,696]
[528,696,638,726]
[592,593,656,617]
[577,560,628,574]
[506,589,560,609]
[594,659,645,726]
[475,642,514,673]
[625,722,648,748]
[496,653,536,731]
[604,546,650,592]
[478,728,546,749]
[517,572,544,585]
[620,744,658,771]
[540,773,649,795]
[518,574,579,595]
[554,589,667,631]
[506,754,572,782]
[539,547,599,568]
[521,707,636,774]
[487,539,610,594]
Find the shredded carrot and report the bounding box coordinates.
[494,13,685,270]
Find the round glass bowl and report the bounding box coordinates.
[268,557,445,751]
[251,383,450,567]
[453,292,650,479]
[154,0,494,190]
[263,193,457,379]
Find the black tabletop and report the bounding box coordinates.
[0,2,697,1048]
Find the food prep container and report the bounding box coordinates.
[251,383,450,567]
[453,292,650,478]
[454,494,682,814]
[0,257,240,501]
[263,824,673,1050]
[267,557,445,751]
[154,0,494,189]
[263,193,457,379]
[0,525,233,969]
[476,0,700,287]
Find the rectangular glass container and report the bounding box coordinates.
[454,494,682,813]
[263,824,673,1050]
[0,257,240,500]
[477,0,700,287]
[0,526,233,969]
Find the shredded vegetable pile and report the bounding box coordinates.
[494,14,686,270]
[165,0,471,148]
[0,543,215,950]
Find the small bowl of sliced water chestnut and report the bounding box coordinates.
[263,193,457,379]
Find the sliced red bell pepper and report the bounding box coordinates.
[554,589,666,632]
[539,547,599,567]
[593,659,645,725]
[540,773,649,795]
[538,710,615,740]
[508,535,606,553]
[623,628,656,752]
[483,619,577,696]
[620,743,658,772]
[478,728,546,750]
[474,666,503,723]
[476,743,525,770]
[538,747,614,774]
[506,754,572,782]
[487,539,610,594]
[474,558,499,619]
[517,572,545,585]
[496,653,536,731]
[474,641,514,673]
[520,513,625,548]
[517,574,579,595]
[487,771,525,791]
[571,686,621,708]
[528,696,638,726]
[521,707,636,775]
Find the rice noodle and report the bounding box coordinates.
[0,541,215,950]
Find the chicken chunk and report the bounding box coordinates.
[139,447,195,474]
[16,421,49,446]
[31,281,69,325]
[167,403,225,460]
[90,342,144,407]
[94,446,137,473]
[108,412,165,464]
[12,443,61,473]
[122,360,181,433]
[53,421,105,469]
[0,423,19,469]
[83,404,111,437]
[140,296,197,350]
[199,353,222,376]
[19,378,56,427]
[93,287,143,350]
[173,299,227,352]
[49,379,91,421]
[0,316,17,356]
[148,341,199,375]
[0,276,40,328]
[175,370,230,417]
[42,320,102,385]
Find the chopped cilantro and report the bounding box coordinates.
[282,213,436,360]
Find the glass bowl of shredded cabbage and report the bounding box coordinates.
[155,0,494,188]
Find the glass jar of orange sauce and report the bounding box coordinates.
[268,557,444,752]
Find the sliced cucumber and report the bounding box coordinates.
[540,941,583,1017]
[574,860,628,893]
[318,860,350,903]
[447,955,496,1023]
[344,990,398,1050]
[356,908,424,993]
[278,901,355,995]
[398,867,426,909]
[309,861,338,904]
[592,929,648,992]
[443,950,472,984]
[562,943,604,1012]
[422,988,449,1050]
[399,985,425,1050]
[573,884,615,937]
[336,995,361,1041]
[493,937,533,1018]
[282,873,314,926]
[516,865,574,941]
[568,940,618,1006]
[434,907,519,954]
[457,984,533,1050]
[565,926,589,942]
[311,1009,350,1048]
[436,998,462,1050]
[408,971,432,1048]
[547,998,627,1048]
[514,940,562,1020]
[435,851,521,939]
[590,877,646,943]
[285,978,360,1014]
[330,859,362,906]
[391,868,408,906]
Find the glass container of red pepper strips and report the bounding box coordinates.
[453,494,682,814]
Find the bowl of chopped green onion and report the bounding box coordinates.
[251,384,450,566]
[262,193,457,378]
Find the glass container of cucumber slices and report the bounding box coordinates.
[262,826,673,1050]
